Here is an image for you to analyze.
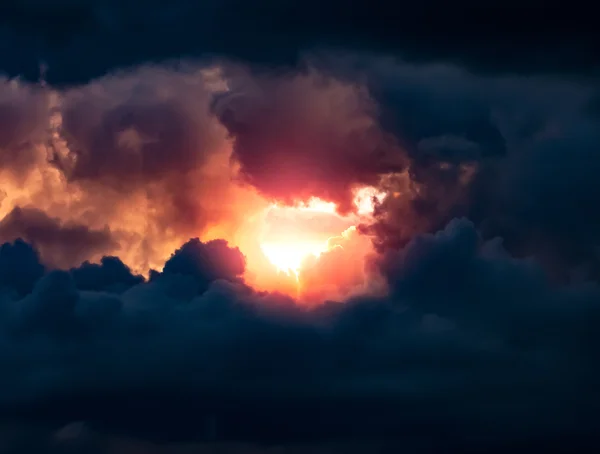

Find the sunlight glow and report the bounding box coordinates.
[354,187,386,215]
[258,187,386,281]
[270,197,338,214]
[260,240,329,278]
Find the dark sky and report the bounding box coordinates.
[1,2,600,453]
[0,1,598,83]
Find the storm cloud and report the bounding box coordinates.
[0,1,597,85]
[0,3,599,451]
[0,219,599,451]
[214,66,405,213]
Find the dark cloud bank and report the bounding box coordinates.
[0,1,598,85]
[1,2,600,453]
[2,219,600,453]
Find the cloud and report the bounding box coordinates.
[0,77,50,179]
[0,239,44,297]
[475,123,600,281]
[0,56,597,281]
[337,58,600,280]
[0,219,599,450]
[0,64,267,275]
[48,66,232,237]
[0,423,432,454]
[299,226,379,301]
[214,66,405,213]
[54,66,225,188]
[0,41,598,452]
[70,256,143,293]
[0,1,597,85]
[0,207,118,268]
[158,238,246,295]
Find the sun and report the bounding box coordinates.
[257,189,385,281]
[258,197,337,278]
[260,240,329,278]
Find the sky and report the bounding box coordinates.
[1,2,600,453]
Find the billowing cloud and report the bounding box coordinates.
[0,23,598,452]
[54,67,225,187]
[0,57,597,281]
[0,1,596,85]
[1,219,599,450]
[0,207,117,268]
[50,66,232,236]
[0,239,44,298]
[342,58,600,281]
[0,77,50,180]
[70,256,143,294]
[214,67,405,213]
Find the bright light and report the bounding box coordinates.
[270,197,337,214]
[257,188,385,284]
[354,187,386,215]
[297,197,337,213]
[259,198,340,277]
[260,240,329,278]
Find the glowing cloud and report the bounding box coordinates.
[254,188,383,293]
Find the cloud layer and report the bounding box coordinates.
[0,21,599,451]
[0,1,597,85]
[1,218,600,452]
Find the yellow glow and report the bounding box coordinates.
[258,198,338,277]
[353,186,386,215]
[258,188,385,284]
[297,197,337,213]
[270,197,337,214]
[260,240,329,278]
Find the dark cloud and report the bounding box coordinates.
[55,68,224,188]
[159,238,246,295]
[0,423,457,454]
[0,239,44,297]
[0,7,598,451]
[473,123,600,281]
[2,56,599,282]
[339,59,600,281]
[0,207,118,268]
[0,221,599,451]
[70,256,143,294]
[47,65,232,237]
[0,1,597,85]
[0,77,49,178]
[214,67,405,213]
